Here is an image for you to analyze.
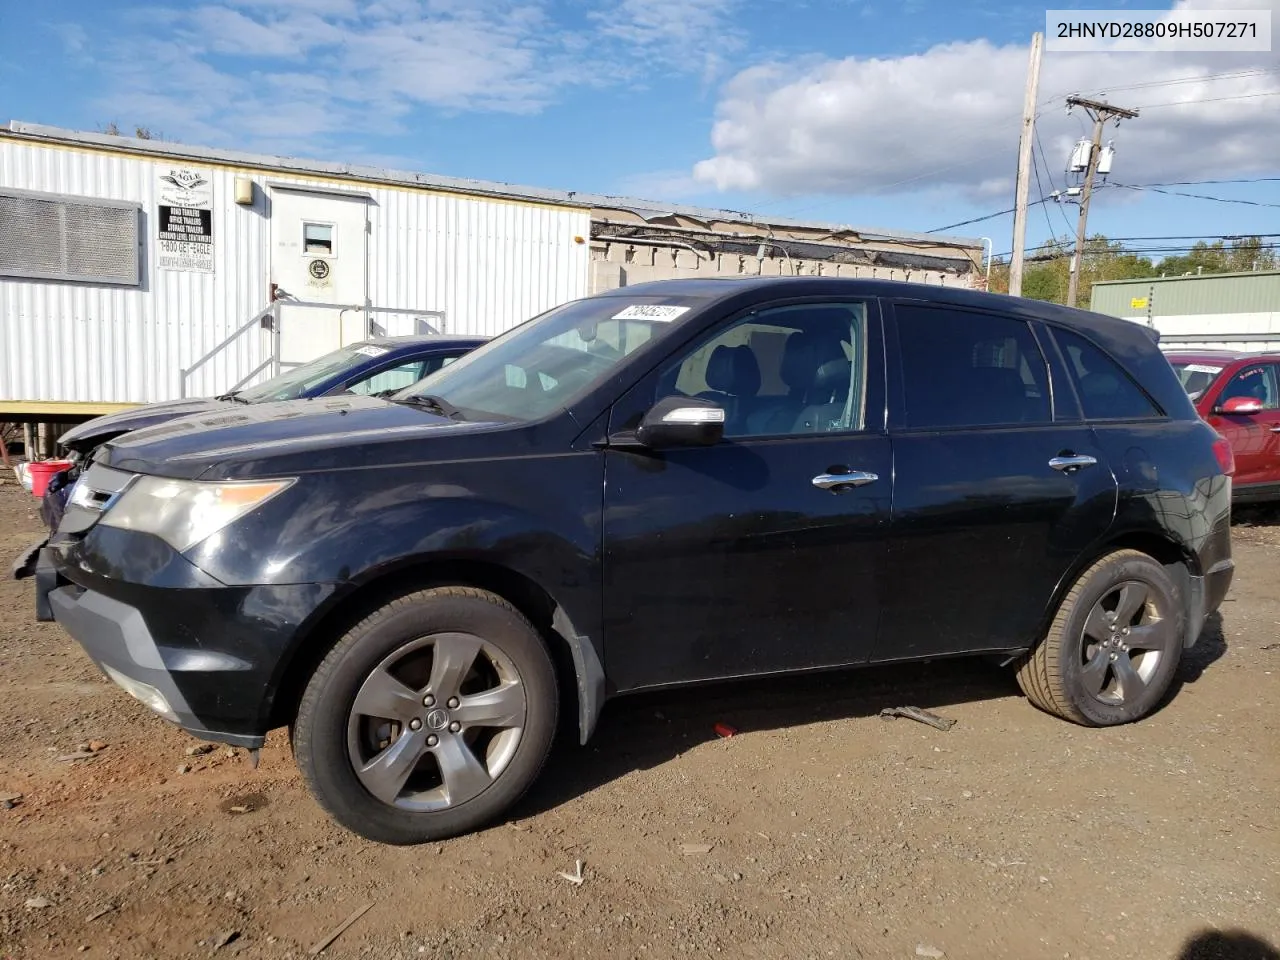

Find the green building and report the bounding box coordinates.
[1090,271,1280,351]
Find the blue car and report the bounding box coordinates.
[35,334,486,532]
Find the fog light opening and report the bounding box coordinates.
[101,664,179,724]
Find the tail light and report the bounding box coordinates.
[1212,435,1235,477]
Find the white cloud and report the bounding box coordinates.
[693,0,1280,198]
[82,0,738,154]
[591,0,742,80]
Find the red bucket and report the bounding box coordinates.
[28,460,73,499]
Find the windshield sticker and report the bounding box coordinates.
[354,345,389,358]
[611,304,691,322]
[1182,364,1223,375]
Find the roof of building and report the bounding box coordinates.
[4,121,981,252]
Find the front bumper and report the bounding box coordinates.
[48,582,268,748]
[37,540,338,748]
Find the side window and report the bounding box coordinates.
[895,306,1050,429]
[1053,328,1162,420]
[419,352,464,378]
[348,360,426,396]
[655,302,868,438]
[1216,363,1279,410]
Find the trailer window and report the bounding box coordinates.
[0,188,141,286]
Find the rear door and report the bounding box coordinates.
[873,302,1117,662]
[1205,361,1280,489]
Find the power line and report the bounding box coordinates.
[1037,67,1280,105]
[1033,121,1075,236]
[992,239,1280,259]
[1030,144,1060,240]
[1134,90,1280,109]
[1110,181,1280,208]
[926,200,1047,233]
[1123,176,1280,187]
[1099,232,1280,242]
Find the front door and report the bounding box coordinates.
[1207,361,1280,490]
[270,188,370,367]
[874,303,1118,662]
[602,299,891,692]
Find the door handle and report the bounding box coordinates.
[812,471,878,492]
[1270,426,1280,433]
[1048,454,1098,472]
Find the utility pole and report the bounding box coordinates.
[1064,96,1138,308]
[1008,31,1043,298]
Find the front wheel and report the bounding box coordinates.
[293,587,558,844]
[1017,549,1185,726]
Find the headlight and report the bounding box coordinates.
[100,476,294,552]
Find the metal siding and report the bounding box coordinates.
[366,189,588,339]
[1092,271,1280,318]
[1092,272,1280,351]
[2,139,589,404]
[0,140,273,404]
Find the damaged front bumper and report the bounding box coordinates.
[28,532,338,751]
[46,581,269,749]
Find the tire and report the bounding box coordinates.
[1016,549,1185,726]
[293,586,558,845]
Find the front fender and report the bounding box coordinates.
[185,455,606,739]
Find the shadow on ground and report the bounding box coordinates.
[521,608,1232,817]
[1233,503,1280,528]
[1173,609,1228,688]
[519,655,1019,817]
[1177,929,1280,960]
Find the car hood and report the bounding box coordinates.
[59,398,232,452]
[95,395,492,481]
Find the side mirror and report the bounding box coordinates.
[636,397,725,449]
[1216,396,1264,415]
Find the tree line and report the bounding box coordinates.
[988,236,1276,305]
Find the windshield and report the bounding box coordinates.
[395,297,698,421]
[235,343,391,402]
[1170,361,1225,402]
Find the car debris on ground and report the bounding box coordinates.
[879,706,957,731]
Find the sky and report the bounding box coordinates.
[2,0,1278,262]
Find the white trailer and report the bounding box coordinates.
[1,122,983,423]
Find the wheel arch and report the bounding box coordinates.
[265,557,605,745]
[1036,528,1201,653]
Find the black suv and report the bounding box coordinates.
[22,279,1234,845]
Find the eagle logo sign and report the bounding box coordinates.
[160,172,210,191]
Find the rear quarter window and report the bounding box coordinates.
[1053,328,1162,420]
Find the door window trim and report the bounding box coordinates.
[604,296,888,443]
[885,300,1058,434]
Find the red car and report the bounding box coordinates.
[1165,349,1280,503]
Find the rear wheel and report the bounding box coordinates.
[1017,550,1184,726]
[293,587,558,844]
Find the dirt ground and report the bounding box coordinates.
[0,481,1277,960]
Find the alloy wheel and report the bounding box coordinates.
[1078,580,1175,705]
[345,632,526,811]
